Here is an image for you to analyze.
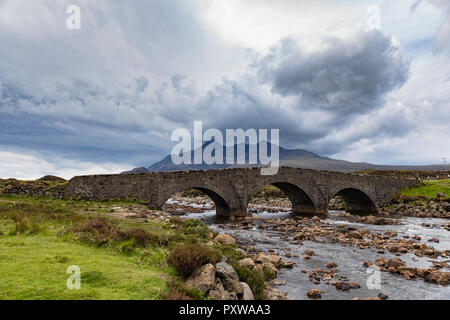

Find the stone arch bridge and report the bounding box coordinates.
[64,167,418,217]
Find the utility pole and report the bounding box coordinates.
[444,157,448,172]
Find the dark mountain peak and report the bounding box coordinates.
[121,143,447,174]
[121,167,150,174]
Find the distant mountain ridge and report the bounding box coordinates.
[121,142,447,174]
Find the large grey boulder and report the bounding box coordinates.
[208,278,234,300]
[223,278,243,295]
[216,261,239,281]
[240,282,254,300]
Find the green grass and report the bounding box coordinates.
[0,195,215,300]
[0,232,166,299]
[399,179,450,199]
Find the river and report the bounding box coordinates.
[167,198,450,300]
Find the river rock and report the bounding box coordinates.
[378,293,389,300]
[238,258,255,269]
[260,254,282,267]
[186,263,216,293]
[348,230,362,239]
[254,253,281,267]
[240,282,254,300]
[208,278,232,300]
[216,261,239,281]
[333,281,351,291]
[375,257,387,267]
[255,261,278,279]
[282,260,294,269]
[424,270,450,285]
[264,287,287,300]
[222,278,243,295]
[387,257,406,269]
[214,234,236,245]
[307,289,323,299]
[235,248,247,256]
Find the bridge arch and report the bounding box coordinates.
[331,187,377,215]
[247,181,322,215]
[159,185,231,217]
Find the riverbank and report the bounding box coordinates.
[174,205,449,300]
[0,195,284,300]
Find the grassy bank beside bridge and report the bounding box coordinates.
[397,179,450,199]
[0,195,214,300]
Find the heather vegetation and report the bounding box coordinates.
[0,194,219,300]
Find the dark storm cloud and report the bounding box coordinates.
[0,22,412,170]
[1,0,430,177]
[180,31,412,152]
[252,31,409,115]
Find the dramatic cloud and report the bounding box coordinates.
[252,31,409,114]
[0,0,448,178]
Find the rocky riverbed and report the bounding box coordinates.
[167,196,450,300]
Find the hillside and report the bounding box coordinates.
[122,142,447,174]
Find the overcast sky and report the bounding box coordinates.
[0,0,449,179]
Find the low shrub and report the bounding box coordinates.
[70,217,159,248]
[161,289,193,300]
[167,244,221,278]
[82,271,109,287]
[119,238,137,254]
[123,228,158,246]
[215,245,245,265]
[9,216,40,235]
[169,218,211,240]
[231,264,265,300]
[161,279,205,300]
[262,265,277,280]
[0,201,83,233]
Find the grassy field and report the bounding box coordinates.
[399,179,450,199]
[0,232,166,299]
[0,195,211,300]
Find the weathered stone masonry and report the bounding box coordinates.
[64,167,419,217]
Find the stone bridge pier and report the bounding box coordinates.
[64,167,418,217]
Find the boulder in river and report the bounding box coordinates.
[214,234,236,245]
[307,288,323,299]
[238,258,255,269]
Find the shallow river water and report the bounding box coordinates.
[170,199,450,300]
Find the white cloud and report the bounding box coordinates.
[0,151,130,180]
